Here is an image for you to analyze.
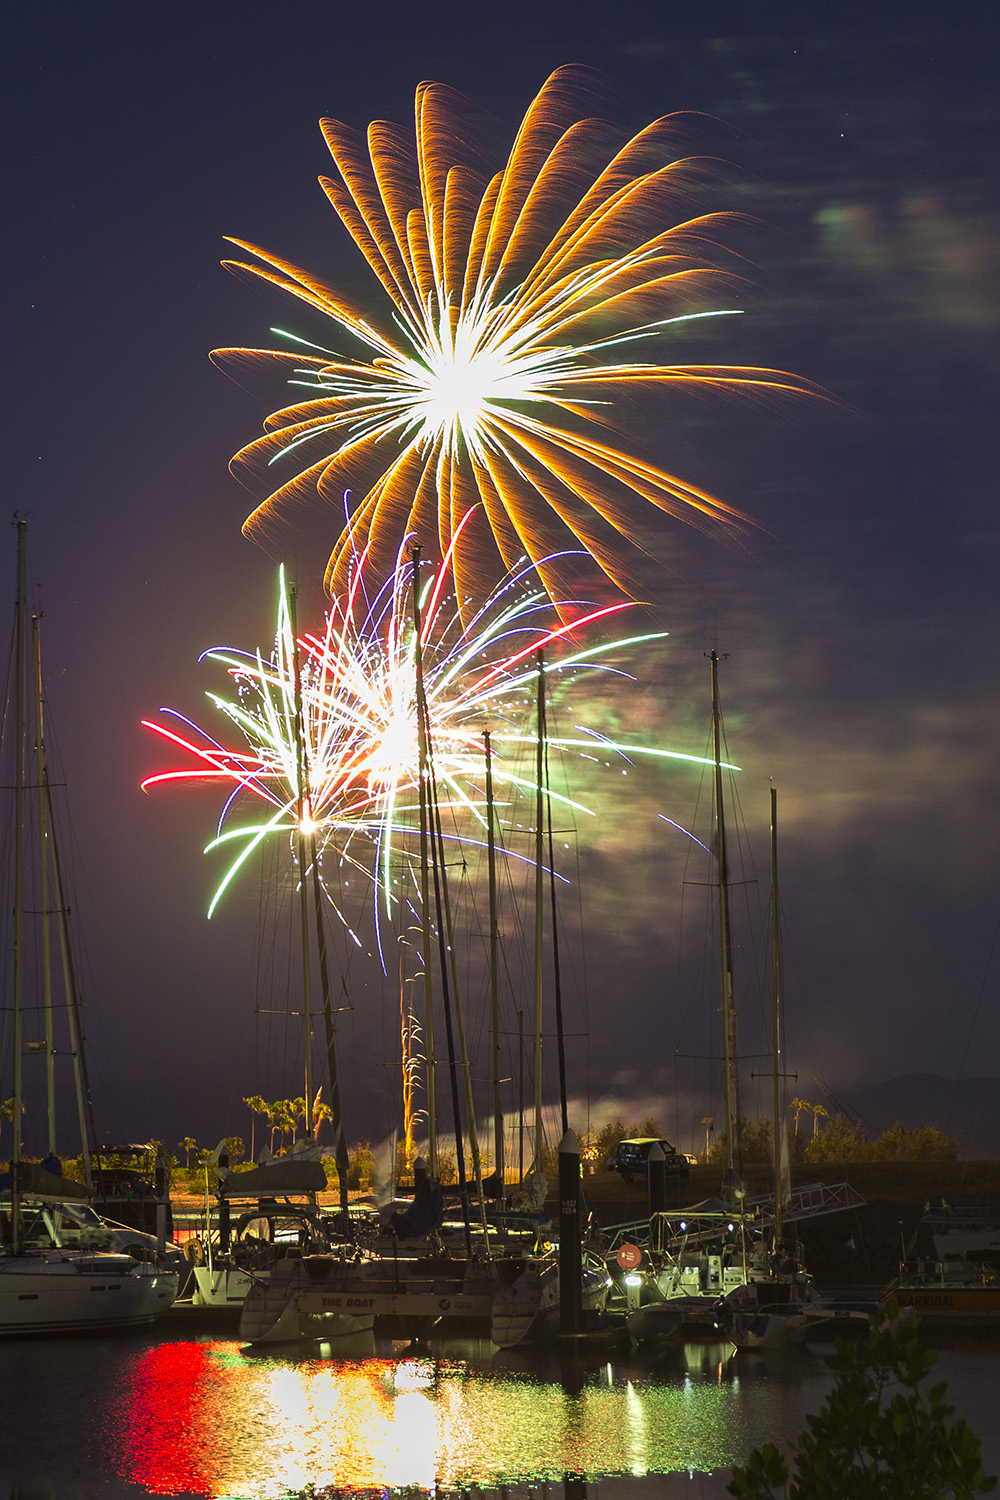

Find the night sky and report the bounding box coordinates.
[3,1,998,1163]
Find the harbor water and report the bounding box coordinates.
[1,1312,997,1498]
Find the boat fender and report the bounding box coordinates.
[184,1237,206,1265]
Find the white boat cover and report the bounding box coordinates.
[676,1197,734,1216]
[217,1158,327,1197]
[2,1163,93,1200]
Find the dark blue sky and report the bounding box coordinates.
[2,1,998,1160]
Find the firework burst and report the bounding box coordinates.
[214,65,823,613]
[142,536,723,952]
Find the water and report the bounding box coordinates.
[0,1313,997,1498]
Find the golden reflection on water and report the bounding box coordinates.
[110,1339,759,1498]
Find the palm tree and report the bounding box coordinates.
[0,1098,16,1153]
[287,1098,308,1144]
[312,1101,333,1141]
[178,1136,198,1168]
[243,1095,273,1160]
[791,1098,810,1141]
[270,1100,295,1152]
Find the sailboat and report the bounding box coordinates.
[623,656,825,1346]
[237,588,605,1347]
[236,548,506,1345]
[723,783,827,1349]
[718,785,873,1349]
[188,573,364,1320]
[487,649,611,1348]
[0,522,179,1335]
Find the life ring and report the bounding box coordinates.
[184,1237,206,1266]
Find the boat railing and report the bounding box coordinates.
[603,1213,744,1259]
[749,1180,867,1221]
[924,1206,1000,1229]
[603,1181,866,1259]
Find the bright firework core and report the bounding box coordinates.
[215,65,824,613]
[366,707,414,790]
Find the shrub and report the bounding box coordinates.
[434,1148,458,1185]
[729,1303,995,1498]
[707,1116,773,1166]
[803,1115,959,1164]
[804,1112,875,1164]
[594,1118,631,1165]
[593,1115,664,1166]
[871,1122,958,1163]
[347,1141,376,1191]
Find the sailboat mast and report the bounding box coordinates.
[710,649,743,1194]
[8,526,96,1201]
[533,651,545,1174]
[428,769,490,1241]
[399,946,416,1165]
[31,590,96,1179]
[43,748,97,1184]
[309,851,350,1212]
[544,711,569,1136]
[288,578,351,1204]
[484,730,504,1195]
[287,582,315,1138]
[31,613,57,1154]
[409,558,486,1244]
[770,784,783,1244]
[411,546,436,1176]
[415,652,475,1251]
[11,521,27,1249]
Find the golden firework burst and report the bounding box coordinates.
[215,66,821,610]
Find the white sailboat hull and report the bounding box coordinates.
[191,1264,254,1308]
[490,1264,608,1348]
[0,1256,178,1336]
[239,1256,498,1345]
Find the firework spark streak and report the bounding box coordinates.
[214,65,824,612]
[141,542,731,959]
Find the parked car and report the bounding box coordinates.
[607,1137,690,1183]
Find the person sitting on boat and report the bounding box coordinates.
[480,1168,504,1200]
[389,1162,444,1240]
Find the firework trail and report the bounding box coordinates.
[213,65,823,614]
[142,538,724,955]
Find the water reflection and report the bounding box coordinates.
[105,1337,782,1497]
[1,1325,997,1499]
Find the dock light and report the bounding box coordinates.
[623,1270,644,1311]
[679,1221,687,1232]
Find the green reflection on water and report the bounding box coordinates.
[110,1339,771,1498]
